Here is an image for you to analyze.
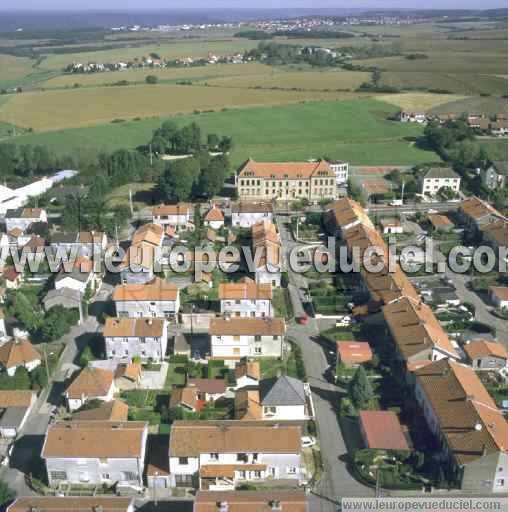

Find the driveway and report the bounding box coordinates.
[278,219,372,511]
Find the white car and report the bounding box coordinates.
[301,436,316,448]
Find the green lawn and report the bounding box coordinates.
[165,362,187,388]
[4,98,438,166]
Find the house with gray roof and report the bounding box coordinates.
[420,167,461,197]
[259,375,314,421]
[43,287,82,311]
[482,161,508,190]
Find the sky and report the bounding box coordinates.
[1,0,506,10]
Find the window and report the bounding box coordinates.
[497,478,505,487]
[264,406,277,416]
[50,471,67,481]
[175,474,193,486]
[287,467,297,474]
[210,453,219,460]
[254,471,262,479]
[102,473,111,480]
[254,346,262,355]
[179,457,189,465]
[254,335,261,342]
[233,347,241,355]
[237,453,248,462]
[273,335,279,340]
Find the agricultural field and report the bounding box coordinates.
[429,96,508,116]
[44,62,273,88]
[0,83,359,131]
[197,69,370,91]
[3,98,437,166]
[375,92,468,111]
[0,54,39,89]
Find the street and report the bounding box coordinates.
[278,219,372,512]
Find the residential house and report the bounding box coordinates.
[359,410,410,451]
[5,207,47,233]
[210,317,286,364]
[170,378,227,412]
[103,317,168,362]
[112,278,180,319]
[204,205,224,230]
[236,375,313,421]
[118,243,156,284]
[6,228,30,249]
[230,201,273,228]
[337,341,373,368]
[414,359,508,493]
[72,399,129,422]
[168,421,304,490]
[382,296,459,373]
[54,256,100,295]
[326,160,349,185]
[7,497,135,512]
[219,278,273,318]
[324,197,374,238]
[114,363,142,390]
[464,339,508,370]
[428,213,454,232]
[482,161,508,190]
[131,223,164,248]
[0,390,36,438]
[65,367,116,411]
[42,421,148,489]
[491,120,508,137]
[152,203,194,232]
[0,338,41,377]
[194,490,309,512]
[399,111,426,124]
[420,167,461,196]
[380,218,403,235]
[251,221,281,287]
[50,230,108,258]
[234,360,260,389]
[43,287,82,311]
[236,159,336,202]
[490,286,508,310]
[458,196,505,233]
[3,266,22,289]
[481,219,508,253]
[435,113,457,124]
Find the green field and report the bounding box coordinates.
[3,98,437,166]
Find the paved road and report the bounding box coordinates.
[278,219,372,512]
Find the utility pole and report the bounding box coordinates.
[115,224,119,246]
[149,143,153,167]
[42,343,50,383]
[129,188,134,217]
[78,295,84,325]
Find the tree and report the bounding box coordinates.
[207,133,220,150]
[11,292,43,334]
[12,366,31,390]
[0,479,15,507]
[145,75,158,85]
[79,346,94,367]
[31,365,48,390]
[158,157,200,201]
[218,136,233,153]
[198,154,230,197]
[348,366,374,409]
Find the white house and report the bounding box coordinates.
[42,421,148,489]
[380,217,403,235]
[65,367,116,411]
[167,421,304,490]
[218,278,272,318]
[234,360,260,389]
[235,375,314,422]
[209,317,285,364]
[326,160,349,185]
[54,257,99,295]
[112,278,180,319]
[0,338,41,377]
[103,317,168,362]
[152,203,194,231]
[399,111,427,124]
[490,287,508,310]
[230,202,273,229]
[50,230,108,258]
[482,161,508,190]
[251,221,281,288]
[4,207,47,233]
[421,167,461,197]
[203,205,224,230]
[0,390,37,438]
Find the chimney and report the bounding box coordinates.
[217,502,228,512]
[482,444,487,457]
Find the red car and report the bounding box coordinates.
[298,314,309,325]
